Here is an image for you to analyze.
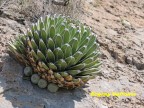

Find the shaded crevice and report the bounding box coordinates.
[0,60,4,72]
[125,56,144,70]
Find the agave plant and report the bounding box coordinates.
[8,15,101,90]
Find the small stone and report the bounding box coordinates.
[122,20,131,28]
[132,57,144,70]
[126,56,133,65]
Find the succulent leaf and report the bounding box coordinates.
[39,17,45,31]
[50,17,55,26]
[44,15,50,28]
[31,50,38,60]
[78,45,87,53]
[41,29,47,44]
[69,25,76,38]
[79,68,99,75]
[47,38,55,51]
[41,62,49,70]
[46,49,55,62]
[73,51,83,64]
[59,23,65,34]
[65,56,75,67]
[49,25,55,39]
[81,30,89,42]
[68,70,81,76]
[56,59,67,70]
[63,28,70,43]
[79,37,90,48]
[61,44,72,58]
[81,57,94,64]
[53,47,64,60]
[39,39,47,54]
[73,30,81,42]
[87,35,96,50]
[30,39,38,51]
[27,29,33,38]
[33,31,39,44]
[55,34,63,47]
[54,73,62,79]
[37,50,46,61]
[60,72,68,77]
[70,63,86,70]
[48,63,57,70]
[20,35,27,45]
[31,24,37,33]
[69,37,79,54]
[84,60,100,69]
[84,42,98,58]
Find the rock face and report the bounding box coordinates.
[0,0,144,108]
[0,57,99,108]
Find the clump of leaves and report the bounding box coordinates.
[9,15,101,91]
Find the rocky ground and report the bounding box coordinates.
[0,0,144,108]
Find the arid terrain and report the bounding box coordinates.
[0,0,144,108]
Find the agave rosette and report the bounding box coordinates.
[9,15,101,89]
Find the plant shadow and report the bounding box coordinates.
[0,56,87,108]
